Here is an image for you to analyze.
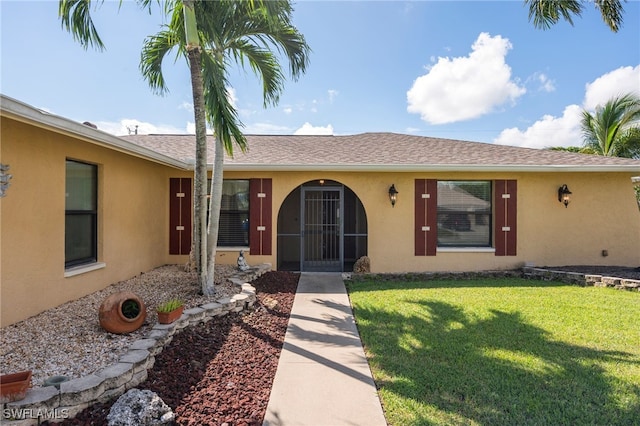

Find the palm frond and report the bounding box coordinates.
[524,0,583,30]
[59,0,106,51]
[524,0,625,32]
[593,0,625,32]
[200,53,247,156]
[227,40,285,107]
[581,93,640,156]
[140,28,182,95]
[145,0,310,154]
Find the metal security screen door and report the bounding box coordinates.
[301,187,343,271]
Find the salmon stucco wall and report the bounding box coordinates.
[1,118,174,326]
[221,170,640,273]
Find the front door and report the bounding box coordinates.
[301,187,343,271]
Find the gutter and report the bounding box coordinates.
[1,95,189,170]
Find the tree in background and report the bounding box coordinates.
[581,93,640,159]
[549,93,640,208]
[525,0,626,32]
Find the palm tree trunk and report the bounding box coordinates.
[204,133,224,294]
[187,47,208,291]
[183,0,208,292]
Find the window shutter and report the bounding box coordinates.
[249,178,272,255]
[169,178,192,255]
[415,179,437,256]
[494,180,517,256]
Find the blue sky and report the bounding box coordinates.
[1,0,639,149]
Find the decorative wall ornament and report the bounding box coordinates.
[0,164,12,197]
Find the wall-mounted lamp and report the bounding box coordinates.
[558,184,572,208]
[388,184,398,207]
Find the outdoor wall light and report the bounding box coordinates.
[388,184,398,207]
[558,184,572,208]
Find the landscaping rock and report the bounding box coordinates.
[64,271,298,425]
[106,389,174,426]
[353,256,371,273]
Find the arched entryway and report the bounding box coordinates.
[277,180,368,272]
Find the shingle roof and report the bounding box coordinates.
[3,94,638,173]
[1,95,185,169]
[123,133,640,173]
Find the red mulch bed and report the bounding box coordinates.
[50,271,299,426]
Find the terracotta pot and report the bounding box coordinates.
[99,291,146,334]
[1,370,32,403]
[157,305,184,324]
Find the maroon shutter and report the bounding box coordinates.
[415,179,437,256]
[494,180,517,256]
[249,178,272,255]
[169,178,192,255]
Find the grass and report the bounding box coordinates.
[348,278,640,425]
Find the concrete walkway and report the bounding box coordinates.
[263,273,387,426]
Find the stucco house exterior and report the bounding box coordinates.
[2,94,640,326]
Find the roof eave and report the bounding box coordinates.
[1,95,189,170]
[223,163,640,173]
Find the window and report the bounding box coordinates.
[65,160,97,267]
[218,180,250,246]
[174,178,271,253]
[437,181,491,247]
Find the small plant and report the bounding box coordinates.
[157,299,184,313]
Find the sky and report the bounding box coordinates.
[1,0,639,149]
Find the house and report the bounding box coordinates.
[2,94,640,326]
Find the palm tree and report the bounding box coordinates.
[59,0,309,294]
[524,0,626,32]
[141,0,309,292]
[581,93,640,158]
[59,0,213,292]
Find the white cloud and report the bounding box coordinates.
[294,122,333,135]
[243,122,291,134]
[583,65,640,110]
[494,65,640,149]
[534,73,556,93]
[494,105,583,149]
[328,89,339,103]
[95,119,189,136]
[283,106,293,115]
[178,101,193,113]
[407,32,526,124]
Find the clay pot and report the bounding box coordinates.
[99,291,146,334]
[1,370,32,403]
[157,305,184,324]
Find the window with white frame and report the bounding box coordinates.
[437,181,491,247]
[65,160,97,267]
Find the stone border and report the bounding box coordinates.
[348,267,640,292]
[1,264,270,425]
[522,267,640,291]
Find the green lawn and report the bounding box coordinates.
[348,278,640,425]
